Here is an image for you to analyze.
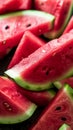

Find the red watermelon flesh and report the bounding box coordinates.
[0,10,54,59]
[35,0,73,38]
[8,31,45,69]
[31,84,73,130]
[0,76,37,124]
[63,16,73,34]
[5,30,73,91]
[0,0,32,14]
[19,87,57,106]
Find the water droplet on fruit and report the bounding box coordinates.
[42,49,46,53]
[2,40,6,45]
[3,102,12,111]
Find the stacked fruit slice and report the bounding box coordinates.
[0,0,73,130]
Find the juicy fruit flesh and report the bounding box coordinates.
[35,0,72,30]
[8,31,45,69]
[44,0,72,39]
[0,0,32,14]
[0,10,54,58]
[0,76,37,124]
[31,85,73,130]
[5,30,73,91]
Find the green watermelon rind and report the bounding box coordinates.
[5,67,73,91]
[44,0,73,39]
[0,10,55,29]
[59,123,71,130]
[0,103,37,124]
[5,68,52,91]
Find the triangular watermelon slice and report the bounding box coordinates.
[5,30,73,91]
[0,10,54,59]
[8,31,45,69]
[31,84,73,130]
[35,0,73,39]
[0,76,37,124]
[0,0,32,14]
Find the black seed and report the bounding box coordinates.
[26,24,31,27]
[46,70,49,75]
[55,106,61,111]
[5,25,9,30]
[61,117,67,121]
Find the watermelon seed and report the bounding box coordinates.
[55,106,61,111]
[26,24,31,27]
[5,25,9,30]
[61,117,67,121]
[42,66,50,76]
[69,46,72,50]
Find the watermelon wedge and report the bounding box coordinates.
[59,124,71,130]
[5,30,73,91]
[0,0,32,14]
[0,76,37,124]
[31,84,73,130]
[35,0,73,39]
[0,10,54,59]
[19,86,57,106]
[8,31,45,69]
[63,16,73,34]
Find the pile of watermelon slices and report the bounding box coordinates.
[0,0,73,130]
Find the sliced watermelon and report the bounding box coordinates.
[8,31,45,69]
[19,87,57,106]
[0,76,37,124]
[35,0,73,39]
[5,30,73,91]
[31,84,73,130]
[59,124,71,130]
[0,10,54,59]
[0,0,32,14]
[63,16,73,34]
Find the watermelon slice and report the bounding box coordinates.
[31,84,73,130]
[35,0,73,39]
[63,16,73,34]
[59,124,71,130]
[19,86,57,106]
[5,30,73,91]
[0,0,32,14]
[8,31,45,69]
[0,76,37,124]
[0,10,54,59]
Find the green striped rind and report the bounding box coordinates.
[0,10,55,29]
[5,67,73,91]
[5,69,52,91]
[44,0,73,39]
[64,84,73,101]
[59,124,71,130]
[0,104,37,124]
